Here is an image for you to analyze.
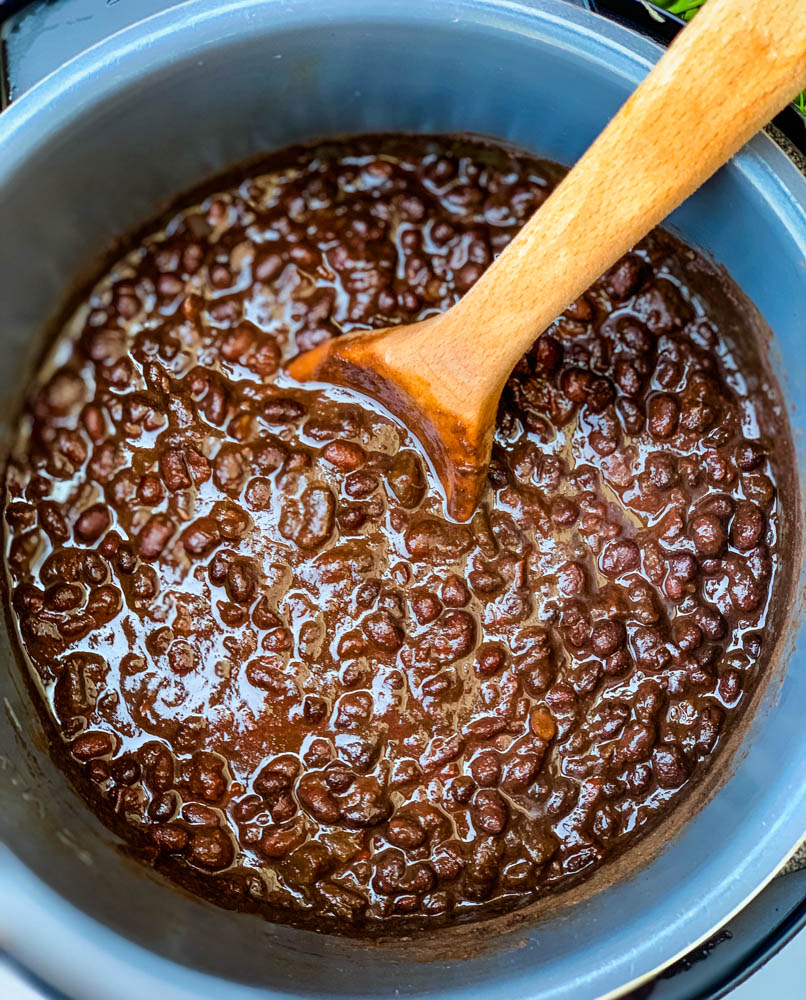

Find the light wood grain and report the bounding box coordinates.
[288,0,806,521]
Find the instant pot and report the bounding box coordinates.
[1,1,805,998]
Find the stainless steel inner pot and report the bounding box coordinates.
[1,1,805,998]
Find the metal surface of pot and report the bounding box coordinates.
[0,2,805,998]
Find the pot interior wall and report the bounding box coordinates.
[1,3,805,1000]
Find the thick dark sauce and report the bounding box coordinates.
[3,136,783,932]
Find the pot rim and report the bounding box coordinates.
[1,2,805,999]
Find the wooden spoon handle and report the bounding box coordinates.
[448,0,806,382]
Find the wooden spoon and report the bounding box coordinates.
[288,0,806,522]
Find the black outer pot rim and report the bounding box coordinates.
[714,896,806,1000]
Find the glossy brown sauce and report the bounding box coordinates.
[2,136,784,932]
